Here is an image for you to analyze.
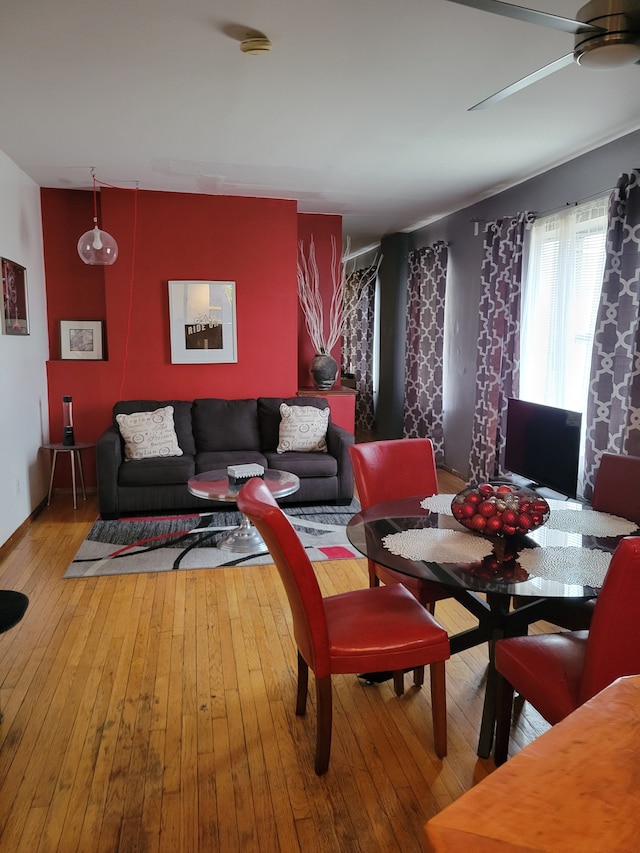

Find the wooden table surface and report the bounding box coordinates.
[423,675,640,852]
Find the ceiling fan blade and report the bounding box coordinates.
[446,0,603,35]
[469,53,575,110]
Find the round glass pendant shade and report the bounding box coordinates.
[77,226,118,265]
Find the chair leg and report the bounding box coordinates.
[296,651,309,717]
[314,674,333,775]
[368,558,380,588]
[494,673,515,766]
[393,671,405,696]
[429,660,447,759]
[413,666,425,688]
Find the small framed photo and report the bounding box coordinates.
[59,320,104,360]
[1,258,29,335]
[168,280,237,364]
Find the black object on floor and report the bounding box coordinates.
[0,589,29,722]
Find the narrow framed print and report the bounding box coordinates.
[168,280,237,364]
[60,319,104,360]
[1,258,29,335]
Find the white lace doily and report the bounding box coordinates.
[382,528,491,563]
[420,494,456,515]
[545,509,637,538]
[518,546,611,587]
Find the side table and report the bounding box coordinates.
[42,442,95,510]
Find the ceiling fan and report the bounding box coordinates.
[446,0,640,109]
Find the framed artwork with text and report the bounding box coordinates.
[168,280,237,364]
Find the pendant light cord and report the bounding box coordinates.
[92,172,99,225]
[91,173,139,399]
[119,185,139,399]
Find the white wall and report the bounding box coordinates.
[0,149,49,548]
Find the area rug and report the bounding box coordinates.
[64,500,361,578]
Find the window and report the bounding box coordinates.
[519,198,608,491]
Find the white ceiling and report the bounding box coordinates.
[1,0,639,254]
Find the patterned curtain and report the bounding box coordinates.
[342,265,377,432]
[403,242,448,463]
[583,169,640,499]
[468,213,535,483]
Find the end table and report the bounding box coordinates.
[42,441,95,509]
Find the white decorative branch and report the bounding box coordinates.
[297,234,380,356]
[297,236,327,354]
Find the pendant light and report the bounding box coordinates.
[77,170,118,265]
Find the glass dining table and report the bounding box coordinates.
[346,494,638,758]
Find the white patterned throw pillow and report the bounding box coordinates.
[116,406,183,460]
[277,403,329,453]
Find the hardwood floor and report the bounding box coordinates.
[0,479,554,852]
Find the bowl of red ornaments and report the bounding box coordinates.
[451,482,550,538]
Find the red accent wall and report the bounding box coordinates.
[41,189,343,487]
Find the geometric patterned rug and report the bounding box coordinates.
[64,500,362,578]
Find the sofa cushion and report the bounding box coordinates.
[192,398,261,452]
[113,400,196,455]
[118,454,195,486]
[195,450,268,474]
[258,396,330,451]
[264,450,338,478]
[116,406,183,460]
[276,402,328,453]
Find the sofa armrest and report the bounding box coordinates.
[97,425,123,518]
[326,422,355,503]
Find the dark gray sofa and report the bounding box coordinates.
[96,396,354,518]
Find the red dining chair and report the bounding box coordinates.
[524,452,640,631]
[237,477,451,775]
[591,451,640,524]
[493,536,640,765]
[349,439,454,693]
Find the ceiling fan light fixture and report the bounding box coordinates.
[575,35,640,67]
[575,1,640,67]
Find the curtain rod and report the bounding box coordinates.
[470,186,614,232]
[533,186,614,220]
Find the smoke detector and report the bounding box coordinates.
[240,36,272,55]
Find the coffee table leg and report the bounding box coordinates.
[217,514,269,554]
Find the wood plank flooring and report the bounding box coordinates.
[0,478,554,852]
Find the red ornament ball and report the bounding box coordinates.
[451,483,549,537]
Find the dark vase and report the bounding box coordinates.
[310,353,338,390]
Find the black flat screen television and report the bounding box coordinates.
[504,398,582,499]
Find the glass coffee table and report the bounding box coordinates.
[187,469,300,554]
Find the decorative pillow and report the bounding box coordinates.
[277,402,329,453]
[116,405,183,460]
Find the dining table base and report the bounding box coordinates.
[358,591,575,759]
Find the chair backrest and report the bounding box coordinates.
[580,536,640,704]
[349,438,439,509]
[236,478,331,677]
[591,452,640,526]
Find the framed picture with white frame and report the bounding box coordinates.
[168,280,237,364]
[59,319,104,360]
